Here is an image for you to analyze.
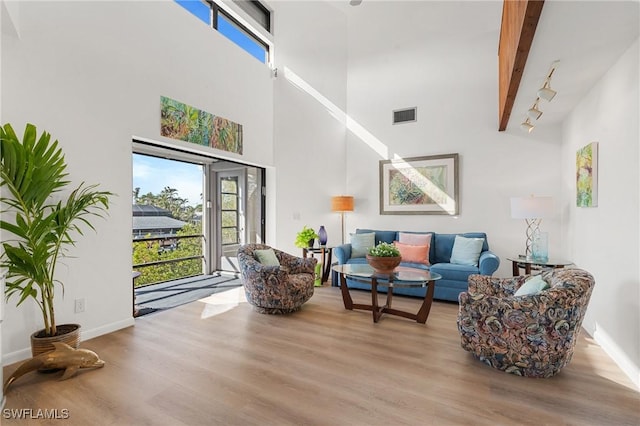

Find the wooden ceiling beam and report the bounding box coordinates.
[498,0,545,131]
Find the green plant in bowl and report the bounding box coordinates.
[368,242,400,257]
[294,226,319,248]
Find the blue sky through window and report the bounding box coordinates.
[133,154,203,207]
[175,0,209,25]
[175,0,267,63]
[218,14,267,63]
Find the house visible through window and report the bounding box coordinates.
[175,0,270,64]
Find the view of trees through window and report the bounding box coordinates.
[133,154,204,287]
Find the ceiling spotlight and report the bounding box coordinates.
[521,118,534,133]
[537,83,556,102]
[350,0,363,5]
[537,61,559,102]
[527,99,543,120]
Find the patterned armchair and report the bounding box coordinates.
[237,244,316,314]
[457,268,595,378]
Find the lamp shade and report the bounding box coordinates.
[510,196,554,219]
[331,196,354,212]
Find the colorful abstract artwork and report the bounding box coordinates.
[576,142,598,207]
[379,154,459,215]
[160,96,243,155]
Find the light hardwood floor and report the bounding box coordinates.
[3,286,639,425]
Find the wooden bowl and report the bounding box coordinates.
[366,255,402,274]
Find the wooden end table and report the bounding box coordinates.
[302,246,333,285]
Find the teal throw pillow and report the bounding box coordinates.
[254,249,280,266]
[350,232,375,258]
[514,274,550,296]
[450,235,485,266]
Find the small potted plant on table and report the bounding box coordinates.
[295,226,319,249]
[366,242,402,274]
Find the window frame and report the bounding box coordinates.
[211,2,270,63]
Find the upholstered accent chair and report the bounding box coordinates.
[457,268,595,378]
[237,244,316,314]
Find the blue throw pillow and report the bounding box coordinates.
[514,274,550,296]
[254,249,280,266]
[350,232,375,258]
[450,235,484,266]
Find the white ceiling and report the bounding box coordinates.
[327,0,639,130]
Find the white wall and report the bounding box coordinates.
[344,1,563,277]
[1,0,274,363]
[561,39,639,388]
[272,1,348,253]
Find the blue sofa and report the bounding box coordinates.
[333,229,500,302]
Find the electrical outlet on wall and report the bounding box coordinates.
[74,298,85,313]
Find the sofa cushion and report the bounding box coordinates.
[394,241,430,265]
[254,249,280,266]
[430,262,480,282]
[450,235,485,266]
[350,232,375,258]
[356,229,397,244]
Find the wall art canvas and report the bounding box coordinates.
[379,153,459,215]
[160,96,243,155]
[576,142,598,207]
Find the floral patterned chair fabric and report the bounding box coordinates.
[457,268,595,378]
[237,244,316,314]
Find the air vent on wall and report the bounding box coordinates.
[393,107,417,124]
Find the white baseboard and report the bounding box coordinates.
[2,317,135,366]
[592,326,640,390]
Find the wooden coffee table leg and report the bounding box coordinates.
[340,273,353,310]
[416,280,435,324]
[371,277,381,323]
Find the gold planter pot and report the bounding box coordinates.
[30,323,81,357]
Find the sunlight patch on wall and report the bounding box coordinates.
[283,66,389,159]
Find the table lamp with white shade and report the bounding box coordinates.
[510,195,554,259]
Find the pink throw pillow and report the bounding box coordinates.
[394,241,430,265]
[398,232,432,247]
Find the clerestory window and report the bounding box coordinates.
[175,0,271,64]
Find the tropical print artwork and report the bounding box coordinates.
[380,154,459,215]
[388,166,448,206]
[160,96,243,155]
[576,142,598,207]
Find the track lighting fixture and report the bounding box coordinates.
[520,61,559,133]
[520,118,534,133]
[527,99,543,120]
[537,61,559,102]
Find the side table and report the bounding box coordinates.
[302,246,333,285]
[506,256,573,276]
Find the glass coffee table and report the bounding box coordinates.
[332,264,442,324]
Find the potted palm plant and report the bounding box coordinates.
[0,123,112,356]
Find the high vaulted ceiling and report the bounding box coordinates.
[329,0,639,131]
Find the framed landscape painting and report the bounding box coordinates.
[576,142,598,207]
[379,153,459,215]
